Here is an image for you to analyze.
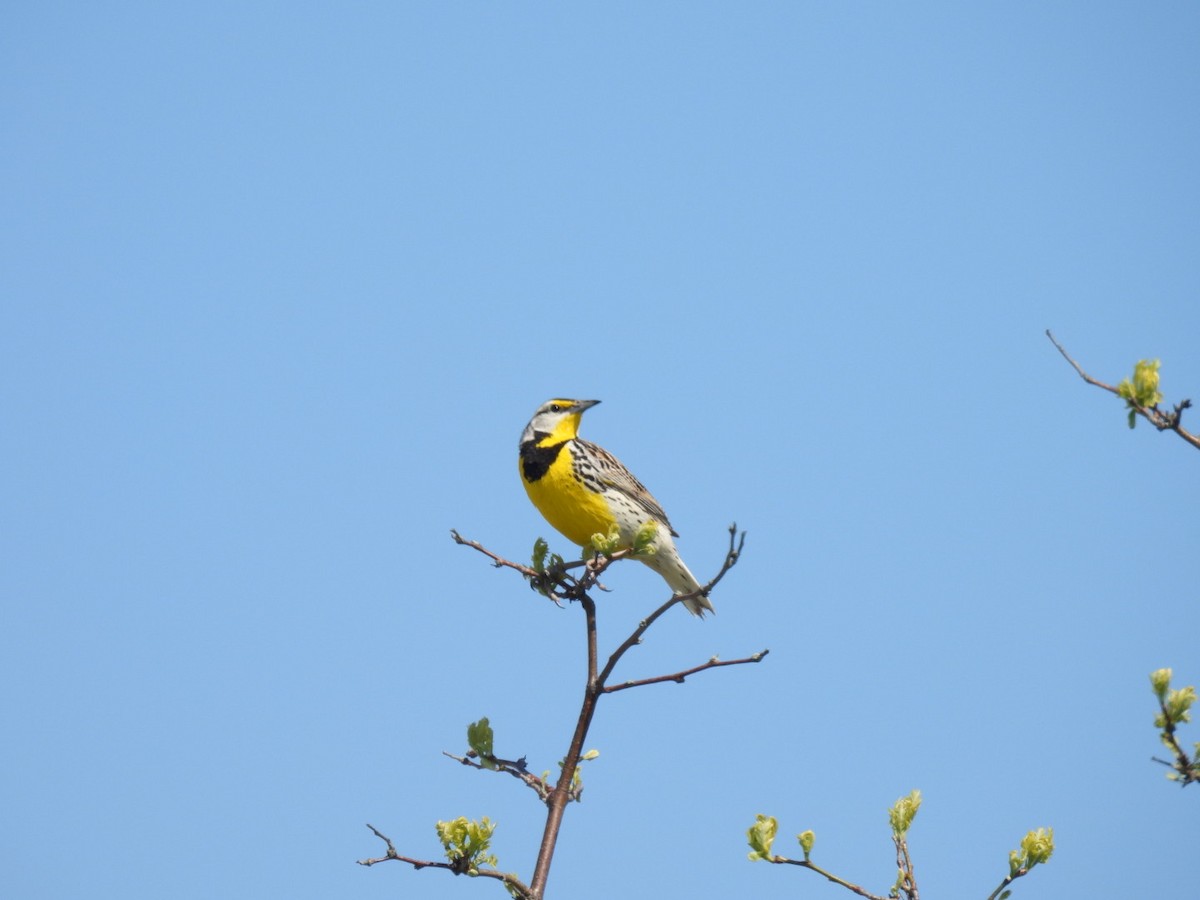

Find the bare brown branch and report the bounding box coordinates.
[1046,329,1121,393]
[597,524,748,687]
[769,828,918,900]
[527,525,753,896]
[369,527,756,900]
[1046,330,1200,450]
[605,650,769,693]
[771,857,890,900]
[450,529,540,577]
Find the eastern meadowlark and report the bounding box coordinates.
[518,398,715,617]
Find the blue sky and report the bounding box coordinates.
[3,3,1199,898]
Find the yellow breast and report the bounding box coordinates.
[520,444,616,548]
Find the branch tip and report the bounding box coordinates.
[1047,330,1200,450]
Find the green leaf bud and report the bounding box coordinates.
[1150,668,1173,700]
[1166,685,1197,724]
[588,523,623,555]
[1117,359,1163,422]
[888,790,921,836]
[1020,827,1054,867]
[797,829,815,860]
[633,519,660,555]
[1008,848,1022,877]
[532,538,549,573]
[1133,359,1163,406]
[746,814,778,861]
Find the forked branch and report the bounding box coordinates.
[368,525,761,900]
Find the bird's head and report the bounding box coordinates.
[521,398,600,446]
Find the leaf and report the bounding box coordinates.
[532,538,549,573]
[467,718,496,770]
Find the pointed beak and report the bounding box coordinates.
[574,399,600,412]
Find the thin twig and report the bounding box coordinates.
[605,650,769,693]
[451,529,540,577]
[1046,330,1119,392]
[597,525,747,687]
[772,857,889,900]
[380,526,756,900]
[1046,330,1200,450]
[522,525,752,898]
[700,525,744,595]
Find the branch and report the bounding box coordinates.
[597,524,747,687]
[1046,330,1200,450]
[451,529,540,578]
[604,650,769,693]
[413,526,757,899]
[771,857,889,900]
[357,824,533,898]
[451,528,635,605]
[1046,329,1120,392]
[528,592,601,896]
[702,522,747,594]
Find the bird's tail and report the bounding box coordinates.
[641,528,716,618]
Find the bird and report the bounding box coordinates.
[518,398,714,617]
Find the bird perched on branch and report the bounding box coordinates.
[518,398,714,617]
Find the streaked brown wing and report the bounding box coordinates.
[576,438,679,536]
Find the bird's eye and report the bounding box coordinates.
[549,404,562,413]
